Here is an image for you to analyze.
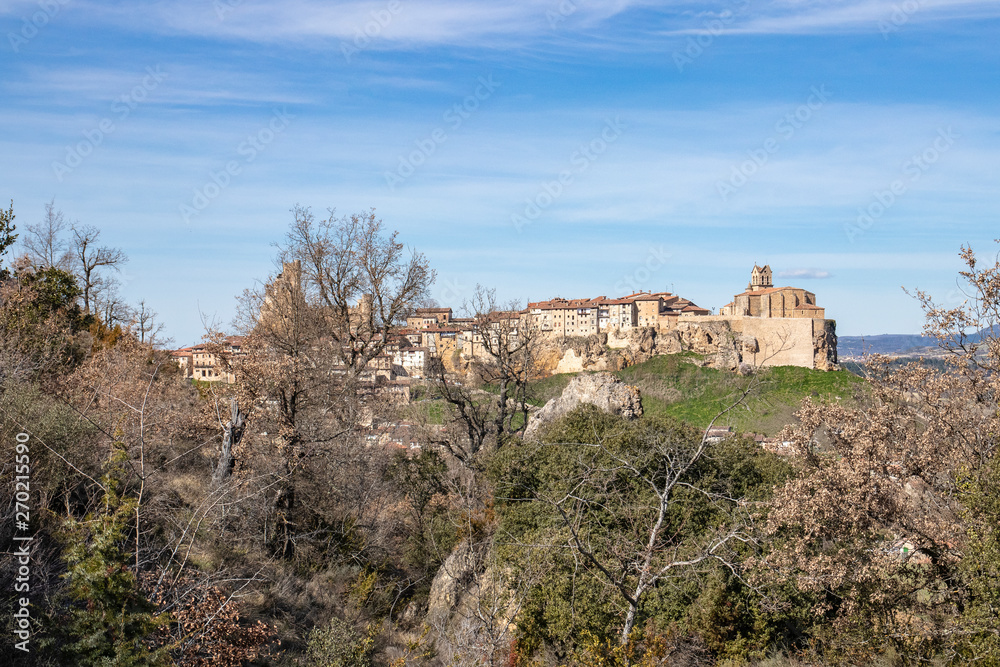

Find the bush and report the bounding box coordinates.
[304,616,375,667]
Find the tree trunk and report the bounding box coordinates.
[621,603,638,647]
[213,399,244,485]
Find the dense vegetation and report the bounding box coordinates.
[2,201,999,666]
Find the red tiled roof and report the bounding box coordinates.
[735,286,809,296]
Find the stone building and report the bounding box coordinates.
[719,264,825,319]
[171,335,245,383]
[526,291,709,336]
[406,307,453,329]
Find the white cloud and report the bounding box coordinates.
[665,0,1000,36]
[777,268,832,279]
[24,0,996,48]
[57,0,650,46]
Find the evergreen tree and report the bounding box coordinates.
[55,449,169,666]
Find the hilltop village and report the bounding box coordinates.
[171,264,837,385]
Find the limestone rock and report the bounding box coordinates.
[524,372,642,440]
[426,542,479,627]
[813,320,839,371]
[739,335,759,355]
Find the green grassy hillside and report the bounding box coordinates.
[418,354,864,435]
[529,353,864,435]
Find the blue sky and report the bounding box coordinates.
[2,0,998,346]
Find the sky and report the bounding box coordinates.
[2,0,998,347]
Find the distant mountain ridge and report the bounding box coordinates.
[838,334,938,358]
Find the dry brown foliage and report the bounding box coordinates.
[759,242,1000,658]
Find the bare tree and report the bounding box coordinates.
[132,299,167,346]
[466,286,539,441]
[71,223,127,314]
[429,285,541,464]
[222,206,434,559]
[278,206,434,377]
[427,358,495,464]
[23,199,73,270]
[94,280,133,330]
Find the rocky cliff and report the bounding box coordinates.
[524,372,642,441]
[534,323,741,376]
[531,318,837,376]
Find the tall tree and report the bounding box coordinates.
[278,205,434,377]
[71,223,127,314]
[23,198,73,270]
[466,285,539,442]
[224,206,434,559]
[132,299,166,347]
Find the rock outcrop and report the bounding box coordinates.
[535,323,743,377]
[426,541,480,628]
[524,372,642,440]
[813,320,839,371]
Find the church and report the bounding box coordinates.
[719,265,825,319]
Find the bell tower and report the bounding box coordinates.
[748,264,772,292]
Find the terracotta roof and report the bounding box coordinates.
[736,285,811,296]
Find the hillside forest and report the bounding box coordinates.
[1,201,999,666]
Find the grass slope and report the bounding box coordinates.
[413,354,864,435]
[617,354,862,434]
[545,353,864,435]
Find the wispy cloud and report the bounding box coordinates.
[59,0,649,46]
[21,0,996,49]
[664,0,1000,36]
[777,268,832,279]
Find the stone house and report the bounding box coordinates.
[171,335,245,383]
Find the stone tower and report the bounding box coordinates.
[260,260,303,331]
[748,264,772,292]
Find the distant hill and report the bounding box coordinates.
[838,334,938,358]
